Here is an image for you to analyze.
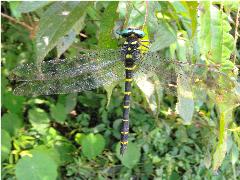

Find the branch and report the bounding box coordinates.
[1,12,33,31]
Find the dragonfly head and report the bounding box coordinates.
[117,27,145,38]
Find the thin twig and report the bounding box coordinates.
[1,12,33,31]
[233,6,240,64]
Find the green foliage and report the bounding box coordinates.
[116,142,141,168]
[15,151,58,180]
[1,130,12,162]
[81,133,105,159]
[1,1,240,180]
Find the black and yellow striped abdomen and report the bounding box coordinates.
[120,35,141,155]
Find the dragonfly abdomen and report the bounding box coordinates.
[120,34,142,155]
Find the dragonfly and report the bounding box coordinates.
[10,27,239,155]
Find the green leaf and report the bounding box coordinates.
[31,145,60,166]
[116,142,141,169]
[231,143,239,165]
[9,2,21,18]
[2,112,23,136]
[75,133,86,145]
[36,2,90,64]
[172,1,198,38]
[176,74,194,124]
[56,13,86,57]
[127,1,146,27]
[28,108,50,134]
[186,2,198,38]
[17,1,51,13]
[2,92,25,114]
[98,2,119,49]
[135,74,162,115]
[57,94,78,113]
[54,142,76,164]
[149,22,177,52]
[50,103,67,123]
[81,133,105,159]
[199,2,234,63]
[175,37,194,124]
[104,82,118,107]
[212,113,227,171]
[15,151,58,180]
[1,130,12,162]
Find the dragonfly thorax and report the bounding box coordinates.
[117,28,145,38]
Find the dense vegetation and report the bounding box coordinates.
[1,1,240,179]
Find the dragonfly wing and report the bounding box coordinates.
[10,49,122,81]
[13,61,125,96]
[135,52,237,96]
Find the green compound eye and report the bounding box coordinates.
[117,28,145,38]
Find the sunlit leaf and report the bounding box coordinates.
[28,108,50,134]
[199,2,234,63]
[81,133,105,159]
[212,113,227,171]
[135,74,162,115]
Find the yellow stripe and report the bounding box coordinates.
[126,54,132,59]
[121,131,128,135]
[124,41,128,45]
[123,105,130,108]
[122,119,128,122]
[124,91,131,95]
[121,141,128,145]
[131,41,137,44]
[125,78,133,82]
[125,65,136,70]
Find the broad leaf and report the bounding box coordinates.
[15,151,58,180]
[50,103,67,123]
[81,133,105,159]
[98,2,119,49]
[135,74,162,115]
[175,38,194,124]
[28,108,50,134]
[2,92,25,114]
[116,142,141,169]
[149,22,177,52]
[36,2,90,64]
[212,113,227,171]
[56,13,86,57]
[2,112,23,136]
[17,2,51,13]
[199,2,234,63]
[1,130,12,162]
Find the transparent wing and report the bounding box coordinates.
[10,49,122,81]
[13,61,125,96]
[134,52,238,96]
